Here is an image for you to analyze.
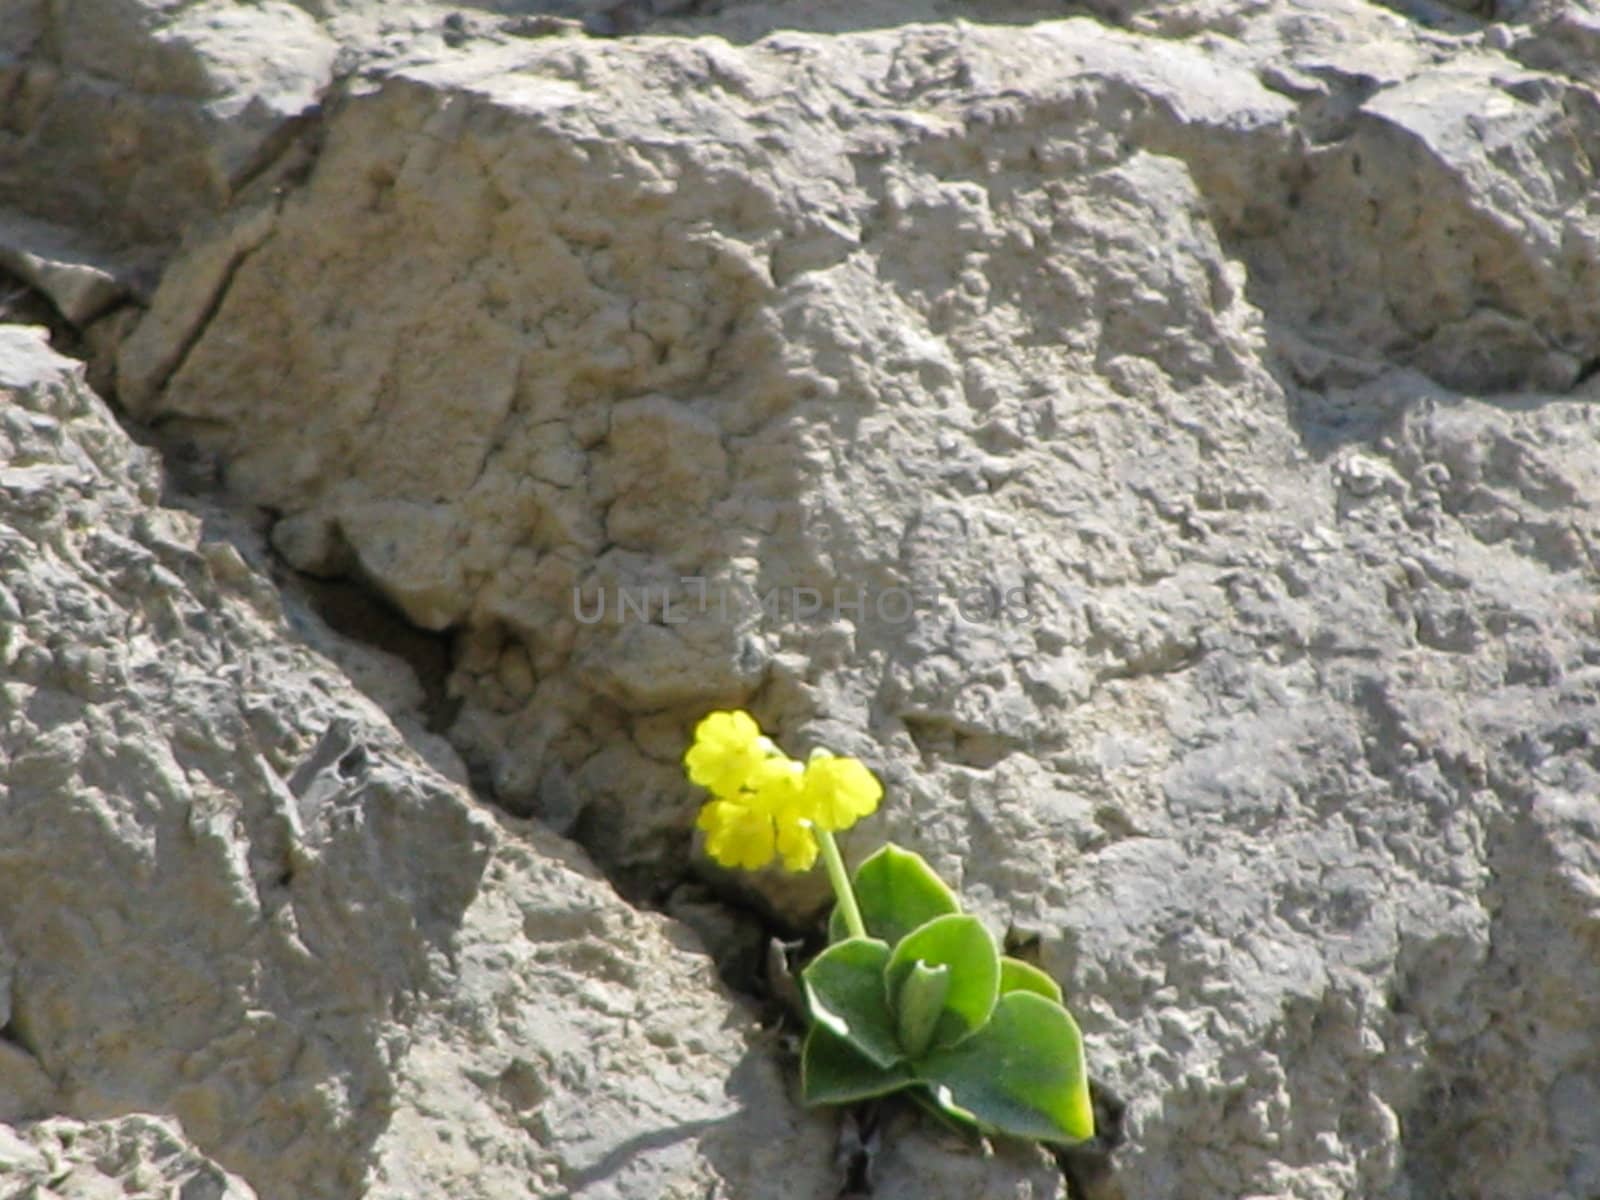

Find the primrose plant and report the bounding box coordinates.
[685,710,1094,1147]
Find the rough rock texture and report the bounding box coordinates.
[0,1114,257,1200]
[0,0,337,247]
[8,326,1032,1199]
[7,1,1600,1198]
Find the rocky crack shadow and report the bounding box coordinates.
[22,288,1140,1200]
[0,291,984,1200]
[1,306,506,1200]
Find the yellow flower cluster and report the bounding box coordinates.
[685,710,882,872]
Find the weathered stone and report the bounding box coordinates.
[0,325,862,1198]
[0,208,145,325]
[0,0,337,248]
[10,2,1600,1198]
[0,1114,257,1200]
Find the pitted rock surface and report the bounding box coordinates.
[5,2,1600,1198]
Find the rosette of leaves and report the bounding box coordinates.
[801,845,1094,1145]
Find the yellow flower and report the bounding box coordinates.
[800,749,883,831]
[751,757,820,872]
[774,819,820,872]
[696,798,781,871]
[685,709,880,873]
[694,767,820,873]
[684,710,778,800]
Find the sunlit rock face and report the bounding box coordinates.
[6,2,1600,1197]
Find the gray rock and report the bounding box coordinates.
[10,1,1600,1198]
[0,0,337,248]
[0,208,145,326]
[0,326,856,1198]
[0,1113,257,1200]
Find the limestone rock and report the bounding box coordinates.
[0,1114,257,1200]
[0,0,337,248]
[0,324,861,1198]
[10,2,1600,1198]
[0,209,144,326]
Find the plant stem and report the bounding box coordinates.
[817,827,866,939]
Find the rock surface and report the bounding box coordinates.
[0,327,881,1199]
[0,0,337,247]
[6,1,1600,1199]
[0,1113,258,1200]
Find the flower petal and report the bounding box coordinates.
[685,709,777,799]
[801,750,883,831]
[775,815,820,872]
[701,798,778,870]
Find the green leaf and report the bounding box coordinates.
[916,991,1095,1145]
[885,913,999,1050]
[801,1023,917,1106]
[999,956,1064,1005]
[800,937,902,1069]
[830,844,959,945]
[895,960,951,1058]
[905,1085,986,1142]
